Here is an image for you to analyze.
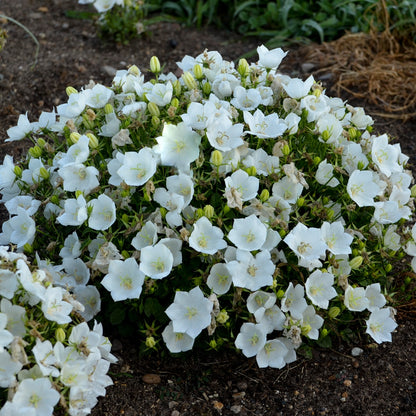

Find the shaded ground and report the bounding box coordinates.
[1,1,416,415]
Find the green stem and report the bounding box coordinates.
[0,14,39,69]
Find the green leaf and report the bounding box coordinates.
[110,306,126,325]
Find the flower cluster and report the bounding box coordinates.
[0,46,411,374]
[0,246,115,415]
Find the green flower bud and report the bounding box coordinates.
[223,205,230,214]
[159,207,167,218]
[385,263,393,272]
[348,127,358,140]
[104,103,114,114]
[321,328,329,337]
[321,130,330,142]
[211,150,223,167]
[313,156,321,165]
[237,58,250,77]
[145,336,156,349]
[39,167,49,180]
[86,133,99,149]
[216,309,229,324]
[171,97,179,109]
[23,243,33,254]
[182,71,197,90]
[70,132,81,144]
[313,88,321,97]
[259,189,270,202]
[349,256,363,270]
[301,324,312,336]
[75,190,83,199]
[173,79,181,96]
[326,209,334,220]
[296,197,305,207]
[55,328,66,343]
[204,205,215,219]
[29,145,42,158]
[13,165,22,178]
[150,56,161,74]
[121,250,129,259]
[151,116,160,128]
[209,339,217,349]
[276,289,285,299]
[50,195,60,205]
[66,86,78,96]
[279,229,286,238]
[202,81,211,95]
[37,138,46,148]
[357,161,365,170]
[196,208,204,218]
[328,306,341,319]
[82,113,95,130]
[411,184,416,198]
[128,65,140,76]
[193,64,203,80]
[282,144,291,156]
[147,102,160,117]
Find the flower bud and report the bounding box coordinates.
[259,189,270,202]
[357,161,365,170]
[23,243,33,254]
[171,97,179,109]
[278,229,286,238]
[55,328,66,343]
[301,324,312,336]
[86,133,99,149]
[246,166,257,176]
[150,56,161,74]
[282,144,291,156]
[13,165,22,178]
[321,328,329,337]
[39,167,50,180]
[237,58,250,77]
[209,339,217,349]
[276,289,285,299]
[321,130,330,142]
[193,64,203,80]
[145,336,156,349]
[75,190,83,199]
[66,86,78,96]
[182,71,197,90]
[104,103,114,114]
[313,88,321,97]
[211,150,223,167]
[216,309,229,324]
[196,208,204,219]
[147,102,160,117]
[328,306,341,319]
[222,205,230,214]
[173,79,181,96]
[69,132,81,144]
[29,145,42,158]
[411,184,416,198]
[121,250,129,259]
[313,156,321,165]
[204,205,215,219]
[202,81,211,95]
[37,138,46,148]
[128,65,140,76]
[348,127,358,140]
[151,116,160,128]
[296,197,305,207]
[385,263,393,272]
[349,255,363,270]
[50,195,60,205]
[159,207,167,218]
[82,114,95,130]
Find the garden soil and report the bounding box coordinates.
[1,1,416,415]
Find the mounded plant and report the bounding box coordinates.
[0,46,414,412]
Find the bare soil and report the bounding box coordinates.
[1,1,416,415]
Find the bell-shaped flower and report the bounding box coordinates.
[146,81,173,106]
[102,258,145,301]
[59,163,99,194]
[244,109,287,139]
[315,160,339,187]
[231,86,262,111]
[247,291,276,319]
[58,135,90,166]
[272,176,303,204]
[0,313,13,352]
[41,286,73,324]
[366,307,397,343]
[300,94,330,122]
[88,194,116,231]
[341,142,369,174]
[153,188,185,228]
[243,148,280,176]
[93,0,118,13]
[0,350,23,388]
[0,269,18,299]
[228,214,267,251]
[211,73,240,99]
[227,249,274,291]
[321,221,353,255]
[59,231,82,259]
[85,83,113,108]
[316,113,343,144]
[57,194,88,226]
[57,91,87,118]
[32,339,59,377]
[21,158,49,185]
[207,263,232,295]
[62,257,90,287]
[282,75,314,99]
[155,122,202,170]
[235,322,267,357]
[347,170,384,207]
[11,377,60,415]
[301,305,324,340]
[159,237,183,267]
[181,102,210,130]
[207,116,244,151]
[261,228,281,251]
[371,134,401,177]
[383,225,401,251]
[256,339,288,369]
[365,283,386,312]
[281,282,308,319]
[73,285,101,321]
[0,155,17,190]
[139,242,173,279]
[305,269,337,309]
[189,216,227,255]
[165,286,213,338]
[117,148,157,187]
[257,305,286,333]
[4,195,41,216]
[257,45,287,69]
[166,173,194,207]
[162,321,195,353]
[131,221,158,250]
[344,285,369,312]
[6,112,34,141]
[4,207,36,248]
[372,201,404,224]
[99,112,121,137]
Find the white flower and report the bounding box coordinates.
[85,83,113,108]
[0,350,22,388]
[227,249,274,291]
[153,188,185,228]
[256,339,288,369]
[6,112,34,141]
[165,286,213,338]
[92,0,117,13]
[0,269,18,299]
[247,291,276,318]
[344,286,369,312]
[32,339,59,377]
[146,81,173,106]
[365,283,386,312]
[341,142,369,174]
[206,116,244,151]
[224,169,260,205]
[162,321,195,353]
[305,269,337,309]
[256,305,286,333]
[281,282,307,319]
[0,313,13,352]
[316,113,343,144]
[285,112,301,134]
[320,221,353,255]
[282,75,314,99]
[272,176,303,204]
[155,122,202,170]
[181,102,209,130]
[383,225,401,251]
[41,286,73,324]
[88,194,116,231]
[189,216,227,255]
[4,195,41,216]
[300,94,330,122]
[231,86,261,111]
[347,170,384,207]
[227,214,267,251]
[371,134,401,177]
[301,305,324,340]
[59,231,82,259]
[57,194,88,226]
[117,148,157,187]
[131,221,158,250]
[257,45,287,69]
[0,155,17,190]
[207,263,232,295]
[99,112,121,137]
[102,258,145,301]
[211,73,240,99]
[243,148,280,176]
[139,243,173,279]
[235,322,267,357]
[91,241,122,274]
[73,285,101,321]
[62,257,90,287]
[166,174,194,207]
[2,207,36,248]
[315,160,339,187]
[159,237,183,267]
[366,307,397,343]
[373,201,404,224]
[57,91,86,118]
[59,163,99,194]
[244,109,287,140]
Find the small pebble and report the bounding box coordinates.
[213,401,224,410]
[301,62,315,73]
[232,392,245,400]
[343,379,352,387]
[171,411,180,416]
[142,373,161,384]
[237,381,248,391]
[351,347,363,357]
[101,65,117,77]
[230,405,241,414]
[168,401,178,409]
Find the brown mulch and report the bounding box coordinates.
[1,1,416,415]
